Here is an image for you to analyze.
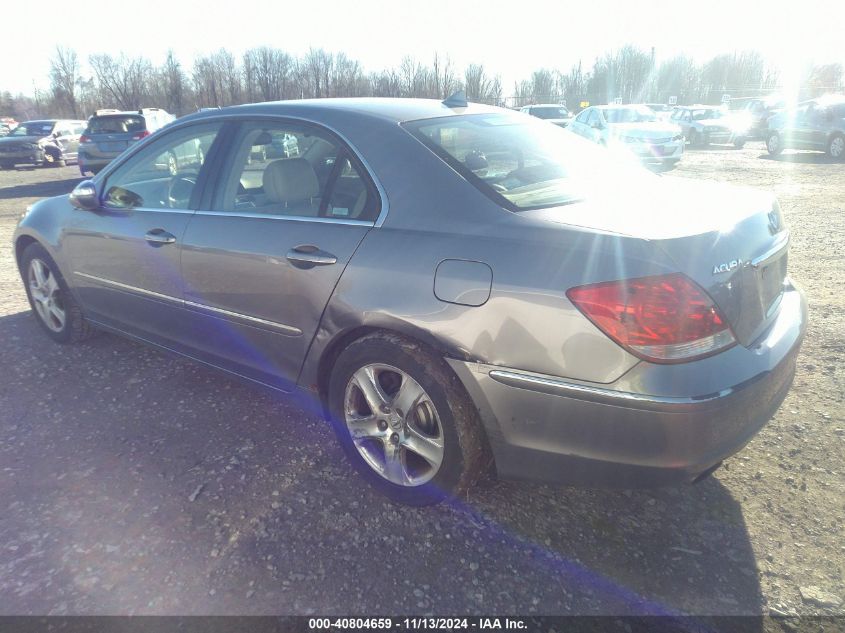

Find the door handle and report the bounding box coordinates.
[286,245,337,268]
[145,229,177,245]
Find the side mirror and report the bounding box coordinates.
[103,185,143,210]
[69,180,99,210]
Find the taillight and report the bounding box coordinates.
[79,135,90,144]
[132,130,151,141]
[566,273,736,363]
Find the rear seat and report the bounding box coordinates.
[252,158,321,216]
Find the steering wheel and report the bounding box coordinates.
[167,174,197,209]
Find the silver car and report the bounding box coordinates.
[568,105,685,165]
[14,98,807,505]
[670,106,751,148]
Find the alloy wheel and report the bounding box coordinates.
[28,258,65,332]
[830,136,844,159]
[344,364,444,487]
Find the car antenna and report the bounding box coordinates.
[442,91,468,108]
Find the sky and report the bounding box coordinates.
[2,0,843,96]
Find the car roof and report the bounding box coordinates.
[179,98,503,126]
[526,103,568,108]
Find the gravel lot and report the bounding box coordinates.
[0,144,842,617]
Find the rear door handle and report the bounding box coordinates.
[145,229,177,245]
[286,245,337,268]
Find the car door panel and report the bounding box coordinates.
[177,118,380,389]
[179,214,370,388]
[62,121,224,346]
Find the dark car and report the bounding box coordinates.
[0,119,85,169]
[765,96,845,160]
[519,104,572,127]
[742,96,787,139]
[14,98,806,505]
[79,108,175,176]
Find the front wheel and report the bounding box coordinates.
[20,243,95,344]
[767,132,783,156]
[733,137,746,149]
[328,333,488,505]
[828,134,845,160]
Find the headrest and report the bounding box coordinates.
[263,158,319,205]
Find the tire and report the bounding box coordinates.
[733,137,746,149]
[688,130,699,147]
[328,332,488,506]
[167,152,178,176]
[827,134,845,160]
[42,149,64,167]
[0,160,13,169]
[19,243,96,344]
[767,132,783,156]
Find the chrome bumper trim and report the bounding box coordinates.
[488,369,735,411]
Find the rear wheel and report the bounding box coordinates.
[20,243,95,344]
[828,134,845,160]
[688,129,700,147]
[0,160,13,169]
[43,149,65,167]
[767,132,783,156]
[328,332,487,505]
[167,152,178,176]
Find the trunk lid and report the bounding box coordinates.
[521,176,789,346]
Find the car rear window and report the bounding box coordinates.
[86,115,145,134]
[531,107,570,119]
[404,113,644,212]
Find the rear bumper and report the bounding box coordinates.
[448,282,807,487]
[78,153,116,168]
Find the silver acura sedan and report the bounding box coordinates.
[14,98,807,505]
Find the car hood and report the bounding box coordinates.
[607,122,680,138]
[0,135,44,144]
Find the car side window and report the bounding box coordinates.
[102,122,222,211]
[575,109,590,123]
[215,121,379,221]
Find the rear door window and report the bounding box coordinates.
[87,115,146,135]
[213,120,380,221]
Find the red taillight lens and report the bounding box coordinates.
[79,135,90,144]
[132,130,151,141]
[566,273,736,363]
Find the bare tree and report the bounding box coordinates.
[49,46,81,117]
[464,64,501,104]
[89,53,154,110]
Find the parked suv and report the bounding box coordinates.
[78,108,175,176]
[742,96,787,139]
[0,119,85,168]
[519,104,572,127]
[765,96,845,160]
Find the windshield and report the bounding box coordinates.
[404,113,649,211]
[603,107,657,123]
[531,106,570,119]
[692,109,724,120]
[86,115,146,134]
[11,121,55,137]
